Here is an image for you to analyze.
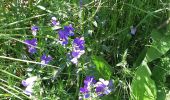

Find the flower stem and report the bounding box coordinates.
[75,63,80,99]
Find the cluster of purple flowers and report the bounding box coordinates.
[53,18,85,64]
[22,16,85,96]
[23,21,54,96]
[79,76,113,100]
[24,25,52,65]
[24,26,52,64]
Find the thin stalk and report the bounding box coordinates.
[75,63,80,99]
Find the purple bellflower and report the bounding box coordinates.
[41,54,52,65]
[24,38,37,54]
[22,76,37,96]
[71,37,85,64]
[31,26,39,36]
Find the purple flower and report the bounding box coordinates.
[79,77,114,99]
[22,76,37,87]
[57,24,74,45]
[24,38,37,54]
[79,76,95,94]
[63,24,74,36]
[79,76,96,99]
[58,29,69,45]
[84,76,96,86]
[72,51,80,58]
[130,26,137,35]
[80,85,89,93]
[41,54,52,64]
[71,49,84,64]
[70,37,85,64]
[70,49,85,64]
[22,76,37,96]
[31,26,39,36]
[95,78,113,96]
[73,37,85,50]
[51,17,60,26]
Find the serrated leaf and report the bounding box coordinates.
[91,56,112,79]
[131,60,157,100]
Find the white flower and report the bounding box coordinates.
[51,17,57,21]
[22,76,37,96]
[22,76,37,87]
[24,83,34,96]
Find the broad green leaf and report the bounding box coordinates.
[146,30,170,62]
[131,60,157,100]
[133,48,147,67]
[152,57,170,100]
[91,56,112,79]
[156,85,166,100]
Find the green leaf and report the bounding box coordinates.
[91,56,112,79]
[133,48,147,67]
[152,57,170,100]
[146,30,170,62]
[131,60,157,100]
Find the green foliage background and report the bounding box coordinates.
[0,0,169,100]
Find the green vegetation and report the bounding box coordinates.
[0,0,169,100]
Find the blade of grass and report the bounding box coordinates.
[0,13,48,29]
[0,86,23,100]
[0,56,59,68]
[0,83,29,99]
[0,69,22,80]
